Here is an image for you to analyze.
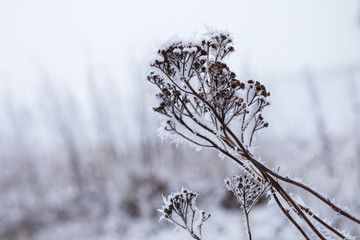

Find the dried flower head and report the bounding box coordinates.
[158,188,210,240]
[225,175,270,214]
[148,32,270,155]
[149,31,359,240]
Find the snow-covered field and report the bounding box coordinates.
[0,67,359,239]
[1,1,360,239]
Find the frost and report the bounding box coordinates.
[149,31,359,240]
[158,188,210,240]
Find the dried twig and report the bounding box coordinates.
[149,32,359,239]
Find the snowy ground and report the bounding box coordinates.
[0,66,359,239]
[1,1,360,239]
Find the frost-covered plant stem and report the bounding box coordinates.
[201,113,353,239]
[244,209,252,240]
[148,32,359,239]
[225,175,270,240]
[158,189,210,240]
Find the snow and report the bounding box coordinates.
[0,1,359,239]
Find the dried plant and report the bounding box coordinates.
[158,188,210,240]
[148,31,359,239]
[225,175,270,240]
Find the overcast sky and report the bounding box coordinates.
[0,0,359,145]
[0,1,359,132]
[0,0,359,87]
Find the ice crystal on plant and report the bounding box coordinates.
[225,175,270,213]
[148,32,270,156]
[149,31,360,240]
[158,188,210,240]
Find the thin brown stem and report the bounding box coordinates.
[299,204,346,239]
[272,190,310,240]
[150,33,359,240]
[244,209,252,240]
[243,193,252,240]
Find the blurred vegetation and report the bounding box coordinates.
[0,66,359,239]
